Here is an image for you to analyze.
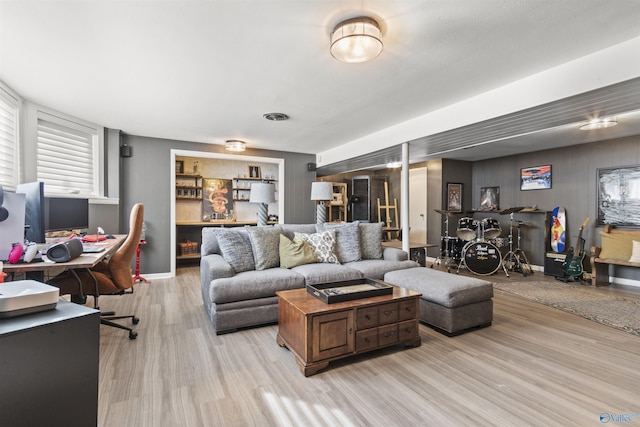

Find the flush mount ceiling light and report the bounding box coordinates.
[579,117,618,130]
[225,140,246,152]
[330,17,383,63]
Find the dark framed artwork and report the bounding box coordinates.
[447,183,462,213]
[597,165,640,227]
[248,165,261,179]
[203,178,233,219]
[521,165,551,190]
[175,160,184,174]
[480,186,500,211]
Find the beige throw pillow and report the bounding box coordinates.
[279,234,317,268]
[629,240,640,263]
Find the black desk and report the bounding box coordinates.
[0,300,99,427]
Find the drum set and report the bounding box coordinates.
[434,207,533,277]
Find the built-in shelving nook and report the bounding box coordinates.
[170,149,285,276]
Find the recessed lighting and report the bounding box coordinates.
[579,117,618,130]
[386,162,401,168]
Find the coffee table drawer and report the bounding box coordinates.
[378,324,398,346]
[356,328,378,352]
[398,319,419,341]
[378,302,398,325]
[398,299,418,321]
[356,306,378,330]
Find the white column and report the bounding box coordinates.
[401,142,409,255]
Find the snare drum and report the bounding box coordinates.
[462,241,502,275]
[456,217,477,241]
[482,218,501,240]
[493,237,508,248]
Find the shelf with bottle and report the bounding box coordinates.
[232,176,277,202]
[176,174,203,200]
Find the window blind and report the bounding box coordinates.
[0,88,19,188]
[37,115,98,197]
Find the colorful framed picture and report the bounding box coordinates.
[203,178,233,219]
[521,165,552,190]
[447,183,462,213]
[480,187,500,211]
[597,165,640,227]
[248,165,261,179]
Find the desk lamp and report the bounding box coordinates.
[250,183,275,226]
[311,182,333,224]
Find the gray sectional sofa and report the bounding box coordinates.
[200,222,420,334]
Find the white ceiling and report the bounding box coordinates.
[1,1,640,168]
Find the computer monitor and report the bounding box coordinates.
[16,182,46,243]
[44,197,89,232]
[0,192,26,261]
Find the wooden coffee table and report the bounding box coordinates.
[276,284,422,376]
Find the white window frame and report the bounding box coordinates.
[31,105,104,198]
[0,83,21,190]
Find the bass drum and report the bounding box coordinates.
[463,241,502,275]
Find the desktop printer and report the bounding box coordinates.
[0,280,59,318]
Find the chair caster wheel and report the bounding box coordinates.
[132,317,140,325]
[129,331,138,340]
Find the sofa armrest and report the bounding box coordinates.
[383,247,409,261]
[200,254,235,287]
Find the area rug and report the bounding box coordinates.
[492,280,640,336]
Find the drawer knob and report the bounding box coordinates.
[365,314,371,320]
[384,310,393,316]
[383,331,395,338]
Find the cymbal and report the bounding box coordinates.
[499,207,525,215]
[515,221,529,227]
[434,209,455,217]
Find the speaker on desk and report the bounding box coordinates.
[46,239,83,263]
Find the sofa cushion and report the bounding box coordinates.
[292,263,363,285]
[208,268,305,304]
[215,228,255,273]
[279,234,317,268]
[359,222,384,259]
[281,224,317,240]
[345,259,420,280]
[295,230,339,264]
[201,226,222,255]
[247,225,282,270]
[317,221,362,263]
[630,240,640,263]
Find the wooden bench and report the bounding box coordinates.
[589,225,640,287]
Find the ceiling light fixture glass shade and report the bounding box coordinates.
[579,118,618,130]
[330,17,383,63]
[225,140,246,152]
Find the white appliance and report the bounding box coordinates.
[0,280,59,318]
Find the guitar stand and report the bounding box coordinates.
[556,237,587,284]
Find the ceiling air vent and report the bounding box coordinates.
[263,112,289,121]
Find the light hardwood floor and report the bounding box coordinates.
[95,267,640,427]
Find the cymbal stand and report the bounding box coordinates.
[432,215,455,272]
[502,213,533,277]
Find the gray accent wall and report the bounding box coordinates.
[118,134,316,274]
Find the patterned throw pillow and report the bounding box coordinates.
[629,240,640,263]
[317,222,361,263]
[295,230,339,264]
[246,225,282,270]
[359,222,384,260]
[279,234,317,268]
[215,229,255,273]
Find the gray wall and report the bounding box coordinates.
[118,134,316,274]
[472,135,640,280]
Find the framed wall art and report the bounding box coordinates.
[447,183,463,213]
[596,165,640,227]
[520,165,551,190]
[480,186,500,211]
[175,160,184,174]
[248,165,261,179]
[203,178,233,219]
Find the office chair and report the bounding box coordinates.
[50,203,144,339]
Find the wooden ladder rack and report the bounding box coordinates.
[377,181,399,240]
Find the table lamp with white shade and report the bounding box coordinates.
[310,182,333,224]
[250,182,276,226]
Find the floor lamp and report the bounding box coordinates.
[311,182,333,224]
[250,182,275,226]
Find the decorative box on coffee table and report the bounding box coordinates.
[276,280,422,376]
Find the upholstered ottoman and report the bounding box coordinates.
[384,267,493,336]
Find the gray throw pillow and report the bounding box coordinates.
[246,225,282,270]
[215,228,255,273]
[359,222,383,259]
[317,221,361,263]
